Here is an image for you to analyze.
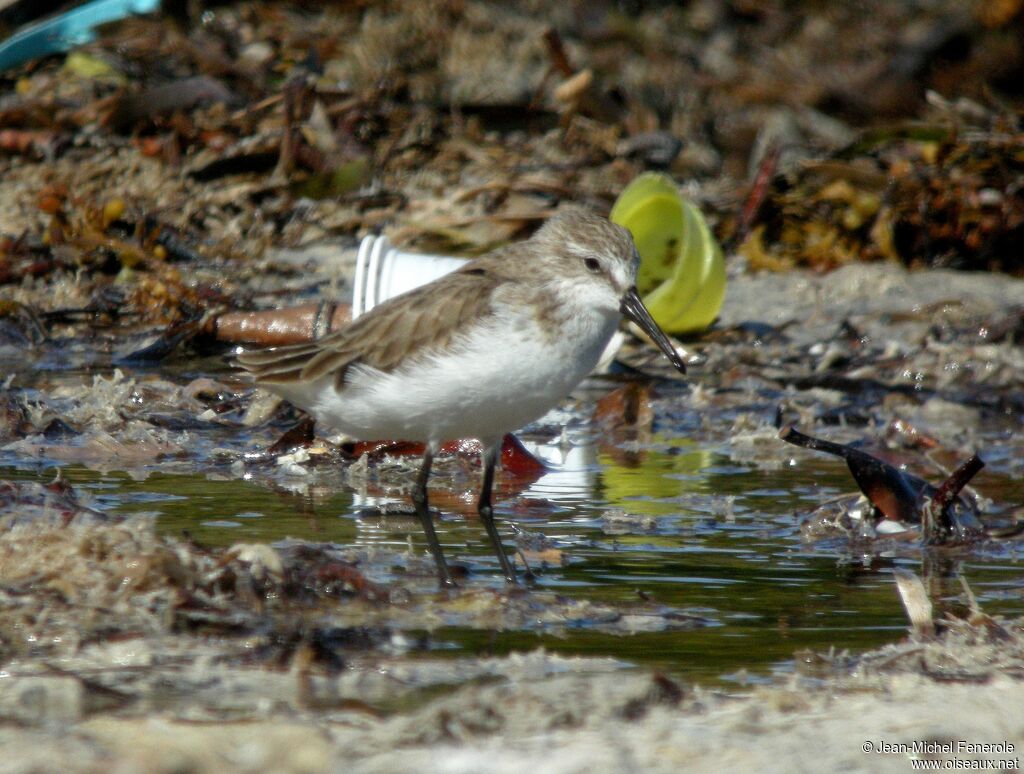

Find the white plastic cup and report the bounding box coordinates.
[352,235,469,319]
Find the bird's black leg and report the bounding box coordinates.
[411,444,453,587]
[479,445,517,584]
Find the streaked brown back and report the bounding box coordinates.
[235,252,515,387]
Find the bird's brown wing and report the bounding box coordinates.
[235,257,509,387]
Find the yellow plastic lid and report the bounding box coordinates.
[610,173,726,334]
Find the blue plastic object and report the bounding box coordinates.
[0,0,161,72]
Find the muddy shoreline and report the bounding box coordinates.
[2,263,1023,772]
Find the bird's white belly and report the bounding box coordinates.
[294,309,617,445]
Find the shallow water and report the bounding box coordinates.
[4,366,1023,685]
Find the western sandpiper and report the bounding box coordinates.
[237,209,687,586]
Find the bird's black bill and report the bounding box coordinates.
[620,287,687,374]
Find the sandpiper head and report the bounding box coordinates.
[535,209,687,374]
[536,209,639,298]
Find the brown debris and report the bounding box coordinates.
[738,117,1024,274]
[210,301,354,347]
[106,76,236,132]
[780,425,989,543]
[0,0,1017,347]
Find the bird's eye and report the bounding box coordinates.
[583,257,601,273]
